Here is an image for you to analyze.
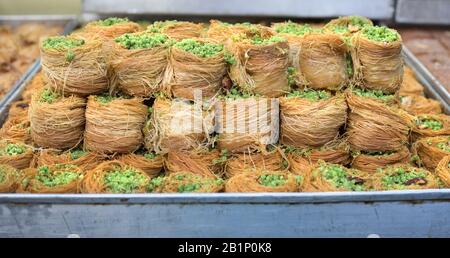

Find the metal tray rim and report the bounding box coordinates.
[402,46,450,112]
[1,189,450,204]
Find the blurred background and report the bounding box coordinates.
[0,0,448,25]
[0,0,81,15]
[0,0,449,25]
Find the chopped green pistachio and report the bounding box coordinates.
[283,145,311,156]
[347,16,372,27]
[176,177,224,193]
[251,35,285,45]
[232,33,286,46]
[330,25,349,34]
[274,22,313,36]
[415,116,444,131]
[36,165,79,187]
[104,166,147,193]
[143,152,158,160]
[352,87,395,102]
[381,167,427,189]
[39,88,60,104]
[175,38,224,58]
[0,143,26,156]
[95,17,130,26]
[148,173,224,193]
[115,33,172,50]
[319,163,365,191]
[295,175,303,185]
[222,87,255,100]
[42,36,85,50]
[95,95,116,104]
[146,176,164,192]
[287,89,331,101]
[178,183,201,192]
[362,26,399,43]
[70,149,87,160]
[224,51,236,65]
[258,174,287,187]
[65,50,75,62]
[436,142,450,153]
[212,149,229,165]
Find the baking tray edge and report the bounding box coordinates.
[403,46,450,114]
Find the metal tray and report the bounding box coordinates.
[403,47,450,114]
[0,15,78,125]
[1,24,450,238]
[1,190,450,237]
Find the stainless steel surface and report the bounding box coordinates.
[396,0,450,25]
[403,47,450,114]
[0,63,39,126]
[1,190,450,237]
[2,189,450,204]
[0,16,78,125]
[83,0,395,19]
